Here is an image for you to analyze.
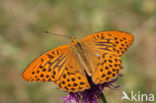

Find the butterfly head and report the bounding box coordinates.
[71,36,81,47]
[71,36,78,45]
[71,36,84,52]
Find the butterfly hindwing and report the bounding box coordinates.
[55,68,90,92]
[55,48,90,92]
[92,54,122,84]
[82,48,122,84]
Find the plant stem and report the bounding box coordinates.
[100,92,107,103]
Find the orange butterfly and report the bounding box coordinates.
[22,31,134,92]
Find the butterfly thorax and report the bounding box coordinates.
[71,37,92,76]
[71,37,84,53]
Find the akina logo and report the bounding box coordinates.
[122,91,155,102]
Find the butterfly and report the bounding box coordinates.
[22,31,134,92]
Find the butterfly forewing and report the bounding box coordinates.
[22,45,71,82]
[81,31,134,84]
[22,45,90,92]
[81,31,134,56]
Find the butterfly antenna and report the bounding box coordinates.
[44,30,72,39]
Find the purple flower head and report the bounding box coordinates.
[60,74,122,103]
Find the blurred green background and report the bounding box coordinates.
[0,0,156,103]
